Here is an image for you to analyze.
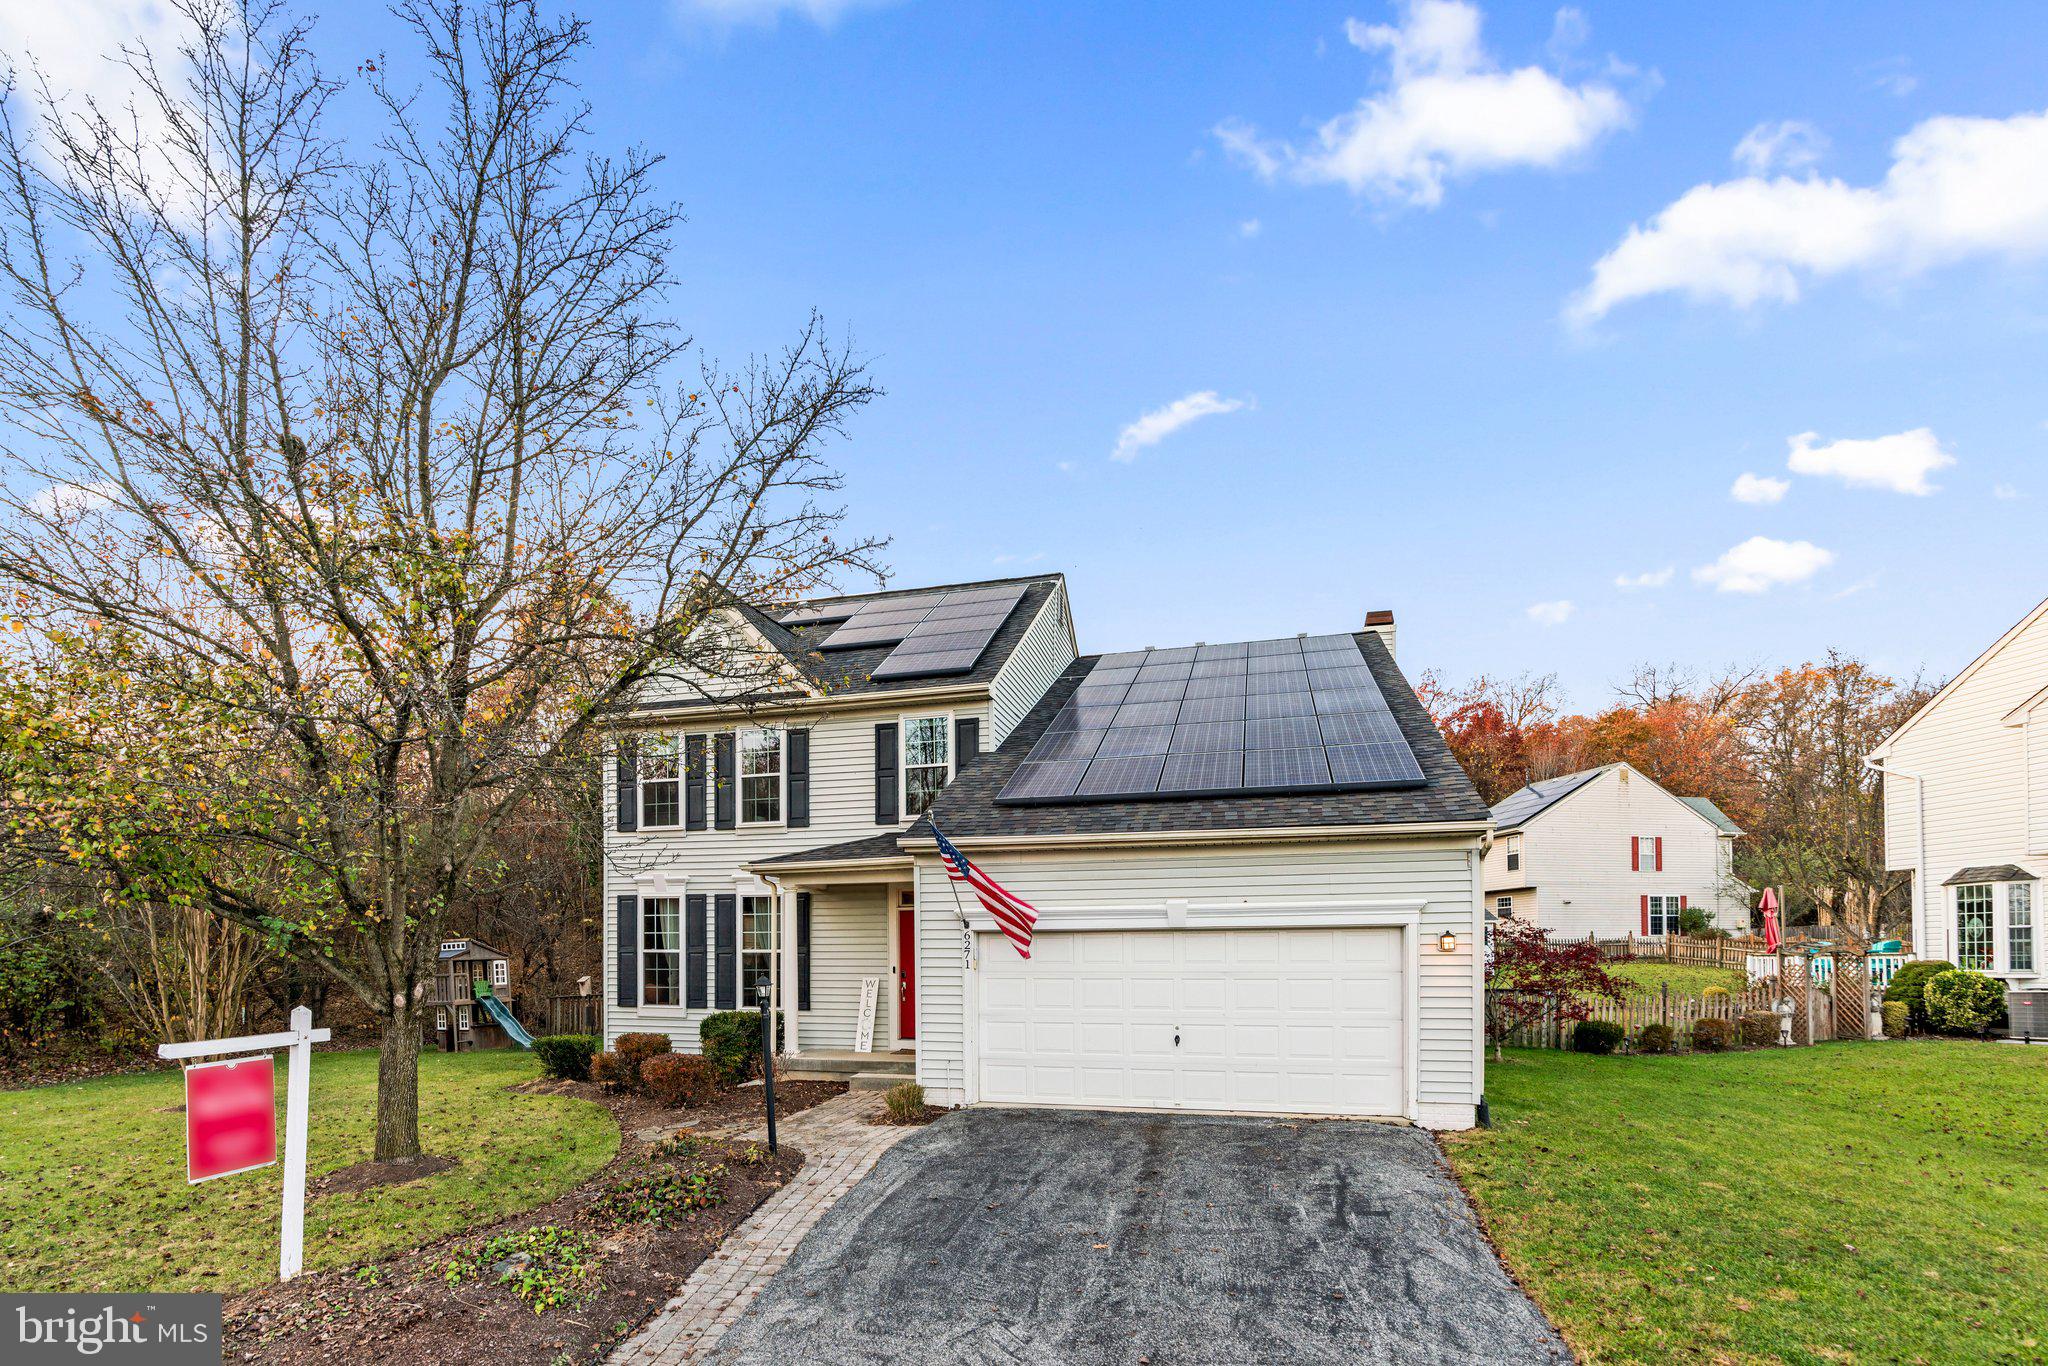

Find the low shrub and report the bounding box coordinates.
[591,1165,726,1228]
[589,1050,628,1092]
[1739,1010,1780,1048]
[1677,907,1713,936]
[1634,1023,1675,1054]
[699,1011,780,1085]
[1924,969,2007,1036]
[612,1032,674,1090]
[532,1034,596,1083]
[1691,1018,1736,1052]
[1884,961,1958,1034]
[884,1081,927,1122]
[1569,1020,1625,1055]
[641,1053,718,1108]
[1701,985,1729,1000]
[1881,1000,1909,1039]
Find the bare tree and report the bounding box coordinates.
[0,1,880,1159]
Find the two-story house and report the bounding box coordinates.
[1868,592,2048,988]
[604,577,1491,1130]
[1482,763,1748,939]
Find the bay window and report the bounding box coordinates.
[739,730,783,824]
[1955,884,1994,971]
[642,896,682,1005]
[903,715,952,816]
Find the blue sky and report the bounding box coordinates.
[23,1,2048,703]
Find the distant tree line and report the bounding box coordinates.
[1418,652,1938,941]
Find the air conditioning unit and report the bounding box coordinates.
[2007,989,2048,1041]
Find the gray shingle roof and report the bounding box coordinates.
[631,575,1063,712]
[913,632,1487,840]
[1678,796,1744,836]
[749,832,912,867]
[1489,766,1614,832]
[1943,864,2034,886]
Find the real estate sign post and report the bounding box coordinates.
[158,1007,330,1281]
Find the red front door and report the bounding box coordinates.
[896,905,916,1040]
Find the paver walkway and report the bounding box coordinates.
[608,1090,914,1365]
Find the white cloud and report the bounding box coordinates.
[670,0,895,26]
[1786,428,1953,495]
[1216,1,1633,209]
[1238,218,1263,238]
[1733,120,1828,176]
[1613,566,1673,590]
[1693,536,1835,594]
[1995,482,2023,501]
[26,479,121,521]
[1526,598,1575,625]
[1730,471,1790,504]
[1865,57,1918,99]
[1572,107,2048,320]
[1111,391,1247,462]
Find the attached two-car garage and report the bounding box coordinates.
[974,925,1407,1119]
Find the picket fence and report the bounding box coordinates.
[1489,962,1881,1051]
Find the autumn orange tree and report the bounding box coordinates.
[0,0,881,1160]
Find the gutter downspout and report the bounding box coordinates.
[1865,755,1928,959]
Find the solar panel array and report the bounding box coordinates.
[783,584,1030,679]
[996,633,1426,804]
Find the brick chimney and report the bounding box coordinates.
[1363,609,1395,658]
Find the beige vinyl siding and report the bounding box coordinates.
[802,885,890,1049]
[602,695,986,1049]
[986,583,1077,748]
[910,836,1483,1117]
[1484,766,1744,939]
[1878,599,2048,969]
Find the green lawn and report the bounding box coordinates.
[0,1049,617,1293]
[1608,960,1747,996]
[1445,1043,2048,1364]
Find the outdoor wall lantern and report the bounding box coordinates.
[1438,930,1457,953]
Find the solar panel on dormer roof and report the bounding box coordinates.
[996,633,1425,805]
[805,583,1030,680]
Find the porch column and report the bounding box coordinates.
[779,887,802,1056]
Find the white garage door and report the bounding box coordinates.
[976,926,1405,1118]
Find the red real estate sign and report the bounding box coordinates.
[185,1054,277,1183]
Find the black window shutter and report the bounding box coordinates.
[713,732,736,830]
[875,722,899,824]
[615,894,638,1007]
[787,728,811,828]
[684,893,708,1009]
[713,894,737,1009]
[955,717,980,766]
[797,892,812,1012]
[615,737,638,832]
[684,735,707,831]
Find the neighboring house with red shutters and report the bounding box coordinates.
[1482,763,1748,940]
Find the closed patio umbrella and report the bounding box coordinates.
[1760,887,1781,953]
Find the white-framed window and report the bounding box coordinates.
[741,895,775,1007]
[2009,882,2036,974]
[491,959,509,988]
[1638,835,1660,872]
[738,729,783,825]
[902,714,953,817]
[1646,894,1683,936]
[440,938,468,954]
[1504,835,1521,872]
[436,1008,448,1032]
[457,1005,472,1031]
[642,896,682,1005]
[641,733,682,828]
[1955,884,1995,971]
[1494,895,1514,918]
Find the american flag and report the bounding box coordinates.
[933,825,1037,958]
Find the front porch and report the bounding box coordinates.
[743,835,926,1074]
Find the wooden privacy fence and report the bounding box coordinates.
[545,994,600,1036]
[1488,960,1875,1051]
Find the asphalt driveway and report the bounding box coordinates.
[709,1108,1570,1366]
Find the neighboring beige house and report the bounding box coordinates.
[1482,763,1748,939]
[604,577,1492,1130]
[1868,593,2048,985]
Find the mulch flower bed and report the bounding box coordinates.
[222,1075,844,1364]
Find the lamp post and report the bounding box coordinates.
[759,994,778,1154]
